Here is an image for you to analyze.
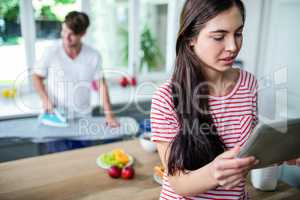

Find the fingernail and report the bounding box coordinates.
[255,160,260,165]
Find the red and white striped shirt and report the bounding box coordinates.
[151,69,258,200]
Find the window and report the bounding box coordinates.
[139,0,167,73]
[0,0,26,84]
[88,0,129,70]
[0,0,180,87]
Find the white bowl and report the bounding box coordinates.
[139,133,157,153]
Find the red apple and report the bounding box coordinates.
[121,166,135,179]
[130,77,137,86]
[107,166,121,178]
[119,76,129,87]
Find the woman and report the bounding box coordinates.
[151,0,258,199]
[151,0,300,199]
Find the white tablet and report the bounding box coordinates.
[238,118,300,169]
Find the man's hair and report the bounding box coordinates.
[64,11,90,35]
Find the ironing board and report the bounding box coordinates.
[0,116,139,142]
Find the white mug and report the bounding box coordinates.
[250,165,280,191]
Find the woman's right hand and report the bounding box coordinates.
[208,145,259,190]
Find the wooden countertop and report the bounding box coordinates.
[0,139,299,200]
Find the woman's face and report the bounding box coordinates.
[191,6,244,73]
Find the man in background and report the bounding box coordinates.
[32,11,118,127]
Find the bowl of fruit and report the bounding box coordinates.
[97,149,135,179]
[96,148,134,169]
[153,164,164,185]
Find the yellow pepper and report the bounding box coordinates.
[112,148,129,164]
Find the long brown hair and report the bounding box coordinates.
[168,0,245,175]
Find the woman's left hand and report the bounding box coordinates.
[285,158,300,166]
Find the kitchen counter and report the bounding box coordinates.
[247,180,300,199]
[0,139,299,200]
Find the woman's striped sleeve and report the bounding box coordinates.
[151,84,179,142]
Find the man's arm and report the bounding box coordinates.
[99,77,119,127]
[32,74,53,112]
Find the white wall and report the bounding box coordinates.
[237,0,263,74]
[257,0,300,120]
